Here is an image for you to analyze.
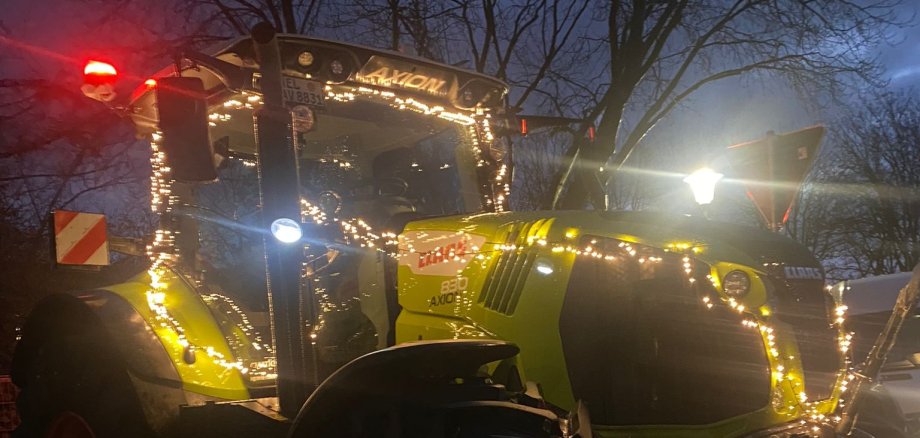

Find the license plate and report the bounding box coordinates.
[281,77,325,109]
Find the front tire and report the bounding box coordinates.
[11,294,153,438]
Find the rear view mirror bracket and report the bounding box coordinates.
[178,50,252,92]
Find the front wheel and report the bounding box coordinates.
[12,295,153,438]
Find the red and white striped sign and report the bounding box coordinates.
[53,210,109,266]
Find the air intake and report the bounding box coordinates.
[478,219,549,315]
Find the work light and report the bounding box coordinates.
[684,168,723,205]
[270,218,303,243]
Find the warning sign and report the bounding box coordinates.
[53,210,109,266]
[726,126,825,230]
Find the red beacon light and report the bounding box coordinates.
[81,60,119,102]
[83,60,117,78]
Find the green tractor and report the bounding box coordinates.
[11,23,864,437]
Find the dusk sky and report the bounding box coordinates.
[2,0,918,212]
[3,1,917,138]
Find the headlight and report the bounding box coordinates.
[270,218,302,243]
[723,270,751,298]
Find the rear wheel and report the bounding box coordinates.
[45,411,94,438]
[12,295,153,438]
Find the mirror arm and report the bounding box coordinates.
[179,50,252,91]
[109,236,146,256]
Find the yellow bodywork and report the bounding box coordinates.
[395,210,847,437]
[105,268,251,400]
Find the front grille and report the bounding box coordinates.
[771,278,840,400]
[478,219,548,315]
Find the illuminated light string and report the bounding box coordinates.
[326,85,477,125]
[145,132,249,374]
[209,91,262,127]
[145,84,510,378]
[202,293,278,381]
[299,198,399,252]
[321,84,508,213]
[202,293,274,354]
[294,89,509,249]
[396,230,850,427]
[220,85,510,213]
[153,82,861,418]
[396,229,848,428]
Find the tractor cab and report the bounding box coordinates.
[121,32,517,372]
[128,35,511,220]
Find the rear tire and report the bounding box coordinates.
[12,295,154,438]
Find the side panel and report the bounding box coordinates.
[395,217,579,409]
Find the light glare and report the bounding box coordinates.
[684,168,724,205]
[270,218,302,243]
[84,60,117,76]
[535,261,554,275]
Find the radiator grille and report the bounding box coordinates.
[478,219,548,315]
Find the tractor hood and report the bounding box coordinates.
[395,210,842,437]
[399,210,822,274]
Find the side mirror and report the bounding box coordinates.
[156,77,218,182]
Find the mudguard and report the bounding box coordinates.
[99,268,250,400]
[288,340,563,438]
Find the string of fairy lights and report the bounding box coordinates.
[145,70,855,433]
[145,132,249,374]
[143,81,509,381]
[396,228,853,428]
[322,84,508,213]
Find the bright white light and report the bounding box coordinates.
[683,168,724,205]
[270,218,302,243]
[535,261,554,275]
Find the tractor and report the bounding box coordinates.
[10,23,889,438]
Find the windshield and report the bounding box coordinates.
[209,89,485,229]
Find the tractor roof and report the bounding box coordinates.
[127,34,509,134]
